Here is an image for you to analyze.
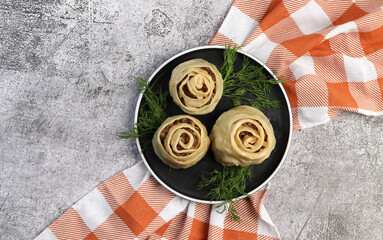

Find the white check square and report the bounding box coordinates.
[291,0,332,35]
[245,33,278,64]
[298,107,330,128]
[73,188,113,231]
[220,6,259,45]
[289,55,316,80]
[35,228,58,240]
[343,55,377,82]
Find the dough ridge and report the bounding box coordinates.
[152,115,210,169]
[210,106,276,166]
[169,59,223,115]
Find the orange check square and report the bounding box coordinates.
[115,191,157,236]
[260,1,290,32]
[327,82,358,109]
[84,232,99,240]
[282,34,324,57]
[378,78,383,96]
[223,229,257,240]
[282,80,298,108]
[189,219,209,240]
[333,3,367,26]
[309,39,336,57]
[360,25,383,56]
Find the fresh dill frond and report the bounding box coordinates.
[221,44,286,110]
[198,166,253,221]
[219,43,240,82]
[118,77,168,151]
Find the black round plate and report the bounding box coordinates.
[135,46,292,203]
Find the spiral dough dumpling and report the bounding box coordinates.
[169,59,223,115]
[152,115,210,169]
[210,106,276,166]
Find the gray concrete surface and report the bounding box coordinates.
[0,1,382,239]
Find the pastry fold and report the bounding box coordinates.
[152,115,210,168]
[210,106,276,166]
[169,59,223,115]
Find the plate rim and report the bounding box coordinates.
[134,45,293,204]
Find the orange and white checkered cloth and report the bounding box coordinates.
[211,0,383,130]
[36,162,279,239]
[36,1,383,239]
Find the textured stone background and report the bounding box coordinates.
[1,1,383,239]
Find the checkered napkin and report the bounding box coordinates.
[36,161,279,239]
[211,0,383,130]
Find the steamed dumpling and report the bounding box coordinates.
[169,59,223,115]
[210,106,276,166]
[152,115,210,169]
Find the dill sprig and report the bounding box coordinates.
[220,44,285,110]
[198,43,286,222]
[118,77,168,151]
[220,44,240,82]
[198,166,253,221]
